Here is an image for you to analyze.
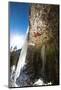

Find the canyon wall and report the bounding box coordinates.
[27,4,59,84]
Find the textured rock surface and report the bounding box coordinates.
[29,4,59,48]
[28,4,59,85]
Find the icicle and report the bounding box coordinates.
[41,44,46,76]
[14,26,29,87]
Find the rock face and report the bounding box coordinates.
[28,4,59,85]
[10,4,59,87]
[10,49,21,69]
[9,49,21,87]
[29,4,59,48]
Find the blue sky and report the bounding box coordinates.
[9,2,30,49]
